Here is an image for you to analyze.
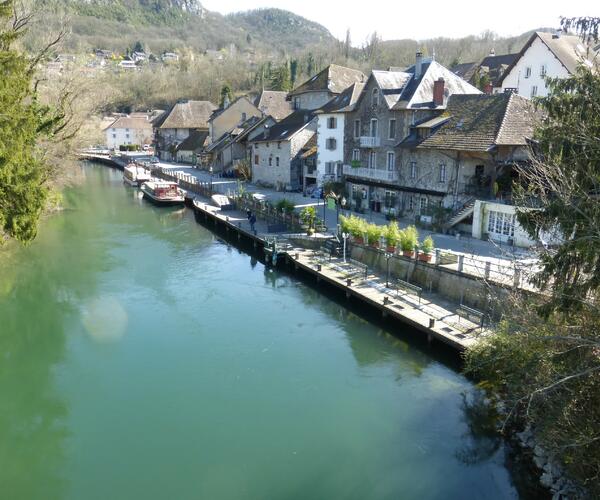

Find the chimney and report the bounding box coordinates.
[433,78,445,106]
[489,48,496,57]
[484,82,493,94]
[415,51,423,79]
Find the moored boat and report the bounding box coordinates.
[140,181,185,206]
[123,163,152,187]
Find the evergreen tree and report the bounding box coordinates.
[270,62,291,92]
[289,59,298,87]
[344,29,351,60]
[219,84,233,107]
[0,1,65,244]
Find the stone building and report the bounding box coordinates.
[342,53,480,215]
[248,110,316,190]
[288,64,366,111]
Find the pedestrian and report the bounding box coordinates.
[250,213,256,232]
[247,209,252,221]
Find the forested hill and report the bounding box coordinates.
[34,1,336,54]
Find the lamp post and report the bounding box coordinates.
[385,252,392,288]
[342,232,349,263]
[209,165,213,193]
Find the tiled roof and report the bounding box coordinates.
[451,62,479,81]
[253,90,293,120]
[104,115,152,131]
[153,100,217,130]
[316,82,365,113]
[248,110,315,142]
[290,64,366,96]
[416,93,538,151]
[176,130,210,152]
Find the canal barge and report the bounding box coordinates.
[140,181,185,206]
[123,163,152,187]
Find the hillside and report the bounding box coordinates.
[33,1,336,55]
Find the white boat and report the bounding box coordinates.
[140,181,185,206]
[123,163,152,187]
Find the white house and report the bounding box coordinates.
[104,114,154,150]
[497,31,598,98]
[311,83,364,189]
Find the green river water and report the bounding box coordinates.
[0,164,518,499]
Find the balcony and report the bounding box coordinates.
[343,164,399,183]
[359,136,381,148]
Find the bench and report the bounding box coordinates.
[396,279,423,304]
[457,304,485,328]
[322,239,341,259]
[347,258,368,279]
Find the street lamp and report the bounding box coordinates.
[342,232,349,263]
[209,165,213,193]
[385,252,393,288]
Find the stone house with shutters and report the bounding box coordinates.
[248,110,316,190]
[288,64,366,111]
[342,53,480,215]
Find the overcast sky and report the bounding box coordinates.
[201,0,597,43]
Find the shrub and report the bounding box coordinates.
[400,225,419,252]
[366,223,383,246]
[385,221,401,248]
[276,198,295,214]
[421,235,435,254]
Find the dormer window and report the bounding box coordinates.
[372,88,379,107]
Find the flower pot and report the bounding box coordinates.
[354,236,364,245]
[418,253,432,263]
[386,245,396,253]
[402,250,415,258]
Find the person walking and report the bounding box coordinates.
[249,213,257,233]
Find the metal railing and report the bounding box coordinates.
[359,136,381,148]
[342,165,399,182]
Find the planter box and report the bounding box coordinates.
[353,236,364,245]
[386,245,397,253]
[418,253,432,263]
[402,250,415,258]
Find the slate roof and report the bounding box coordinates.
[357,60,480,111]
[176,130,210,152]
[104,115,152,131]
[289,64,366,96]
[452,53,519,87]
[315,82,365,113]
[248,110,315,143]
[498,32,598,86]
[415,93,538,151]
[253,90,293,120]
[153,100,217,130]
[451,62,479,82]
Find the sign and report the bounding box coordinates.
[327,197,336,210]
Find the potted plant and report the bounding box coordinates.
[300,206,317,235]
[349,216,366,244]
[367,223,383,247]
[400,225,419,257]
[418,235,435,262]
[385,221,400,253]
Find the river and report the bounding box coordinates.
[0,164,518,499]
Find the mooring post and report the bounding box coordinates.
[513,268,521,289]
[485,261,491,279]
[458,255,464,273]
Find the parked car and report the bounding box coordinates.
[150,156,159,164]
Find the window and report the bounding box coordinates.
[372,88,379,107]
[388,119,396,139]
[294,97,301,110]
[540,64,547,77]
[488,211,515,237]
[327,117,337,129]
[386,152,395,171]
[354,119,361,138]
[439,163,447,182]
[126,134,130,139]
[277,142,281,149]
[254,155,259,165]
[325,162,334,174]
[524,66,531,78]
[408,196,414,211]
[112,134,116,139]
[531,85,538,98]
[352,149,360,162]
[370,119,378,137]
[419,197,428,211]
[268,157,272,166]
[410,161,417,179]
[276,156,280,167]
[368,151,376,169]
[241,112,247,121]
[126,128,129,132]
[326,138,337,150]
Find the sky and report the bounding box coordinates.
[201,0,598,43]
